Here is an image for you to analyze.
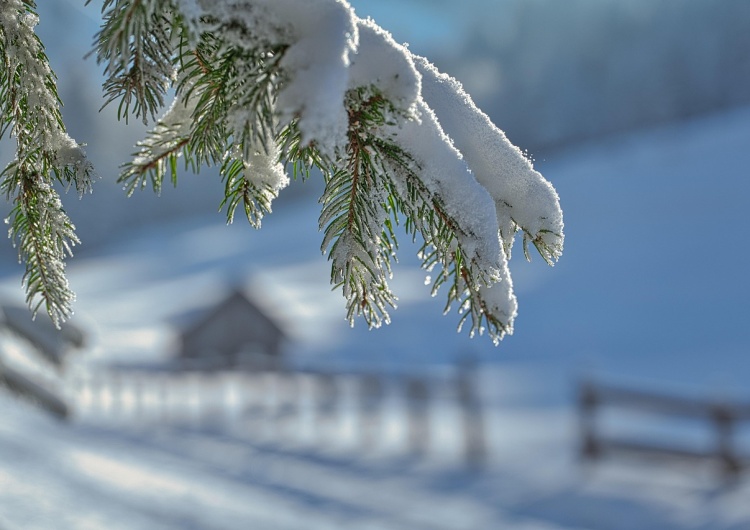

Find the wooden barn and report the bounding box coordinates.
[176,289,286,370]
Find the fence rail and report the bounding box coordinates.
[578,379,750,478]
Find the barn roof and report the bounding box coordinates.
[178,288,286,346]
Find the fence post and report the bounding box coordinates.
[109,371,123,419]
[277,371,300,440]
[578,380,600,461]
[713,404,741,479]
[157,373,170,424]
[315,373,338,443]
[358,374,383,451]
[457,358,486,469]
[186,372,203,428]
[406,377,430,457]
[200,373,225,428]
[91,372,106,415]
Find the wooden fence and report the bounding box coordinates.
[69,363,488,468]
[578,379,750,479]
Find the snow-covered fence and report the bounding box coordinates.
[578,379,750,479]
[69,365,487,467]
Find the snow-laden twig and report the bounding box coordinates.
[0,0,96,325]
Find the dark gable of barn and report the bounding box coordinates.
[178,290,285,369]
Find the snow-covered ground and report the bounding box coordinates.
[1,103,750,528]
[6,385,748,530]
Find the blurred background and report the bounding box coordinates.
[1,1,750,528]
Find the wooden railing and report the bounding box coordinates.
[69,363,489,468]
[578,379,750,478]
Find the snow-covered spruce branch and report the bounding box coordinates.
[98,2,563,345]
[2,0,563,345]
[0,0,95,325]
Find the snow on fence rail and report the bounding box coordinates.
[68,365,488,467]
[578,379,750,479]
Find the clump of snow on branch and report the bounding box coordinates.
[176,0,357,158]
[347,18,421,114]
[242,144,288,193]
[414,56,563,262]
[131,95,195,173]
[389,98,505,275]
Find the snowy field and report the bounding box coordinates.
[1,1,749,528]
[1,103,750,529]
[6,387,749,530]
